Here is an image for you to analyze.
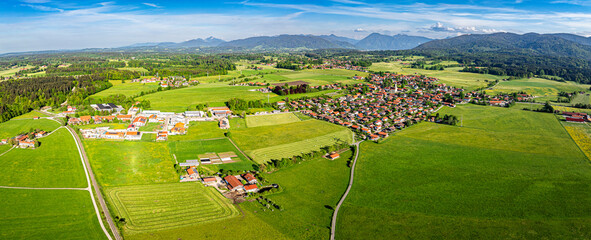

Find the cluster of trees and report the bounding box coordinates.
[460,66,507,76]
[272,84,312,96]
[432,113,459,126]
[411,61,445,70]
[275,61,298,70]
[129,56,236,77]
[254,196,283,211]
[226,98,271,111]
[256,141,351,173]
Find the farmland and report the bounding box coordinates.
[138,83,271,112]
[486,77,591,102]
[259,69,368,86]
[168,121,226,141]
[12,110,48,119]
[231,119,353,163]
[0,128,87,188]
[242,151,353,239]
[337,105,591,239]
[563,122,591,160]
[0,189,107,240]
[83,140,177,187]
[90,81,160,98]
[106,183,239,235]
[245,112,301,127]
[0,118,61,139]
[169,138,254,170]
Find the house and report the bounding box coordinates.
[90,103,123,112]
[104,132,125,140]
[244,184,258,193]
[209,107,232,118]
[170,122,186,135]
[116,114,132,121]
[224,175,244,191]
[79,115,92,124]
[35,131,47,138]
[127,124,139,131]
[219,118,230,129]
[19,140,35,148]
[328,152,340,160]
[378,132,389,138]
[68,117,81,125]
[277,101,286,106]
[125,131,142,140]
[0,139,7,145]
[67,105,76,112]
[202,177,218,186]
[156,131,168,141]
[132,116,147,127]
[186,167,199,178]
[241,173,257,184]
[369,134,379,141]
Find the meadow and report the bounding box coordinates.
[562,121,591,161]
[0,128,87,188]
[231,119,352,163]
[0,189,107,240]
[168,121,226,141]
[138,83,272,112]
[169,138,254,170]
[77,122,128,130]
[486,77,591,102]
[12,110,49,120]
[106,183,239,235]
[0,118,61,139]
[259,69,368,86]
[245,112,301,127]
[83,140,177,187]
[90,81,160,98]
[242,151,353,239]
[337,104,591,239]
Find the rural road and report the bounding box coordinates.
[67,126,121,240]
[330,141,361,240]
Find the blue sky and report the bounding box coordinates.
[1,0,591,53]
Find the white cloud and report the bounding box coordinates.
[21,4,63,12]
[142,3,160,8]
[20,0,51,3]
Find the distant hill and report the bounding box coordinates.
[175,37,226,47]
[315,34,359,45]
[549,33,591,46]
[414,32,591,60]
[218,34,356,50]
[355,33,432,50]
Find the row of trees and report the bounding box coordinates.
[256,141,351,173]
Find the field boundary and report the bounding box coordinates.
[0,186,87,190]
[330,141,361,240]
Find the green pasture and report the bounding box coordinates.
[245,112,301,127]
[116,67,149,73]
[83,140,177,187]
[337,104,591,239]
[570,92,591,105]
[0,118,61,139]
[106,183,239,235]
[242,151,353,239]
[0,128,87,188]
[138,83,272,112]
[138,122,162,131]
[259,69,367,86]
[487,77,590,102]
[0,189,107,240]
[77,122,128,130]
[91,81,160,98]
[12,111,49,120]
[168,121,226,141]
[169,138,254,170]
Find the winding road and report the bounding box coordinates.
[330,141,361,240]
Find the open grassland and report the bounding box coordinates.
[168,121,226,141]
[0,128,87,188]
[0,118,61,139]
[77,122,128,130]
[337,104,591,239]
[553,105,591,114]
[0,144,10,153]
[91,81,160,98]
[106,183,239,235]
[116,67,149,73]
[268,90,338,102]
[487,77,591,102]
[368,62,503,90]
[0,65,37,77]
[563,122,591,161]
[260,69,367,86]
[83,140,177,187]
[243,151,352,239]
[138,83,272,112]
[169,138,254,170]
[246,129,353,164]
[0,189,107,240]
[246,112,301,127]
[571,92,591,105]
[12,111,49,120]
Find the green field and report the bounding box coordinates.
[0,189,107,240]
[12,111,49,120]
[83,140,177,187]
[337,104,591,239]
[168,121,226,141]
[138,83,272,112]
[77,122,128,130]
[169,138,254,170]
[106,183,239,235]
[91,81,160,98]
[259,69,368,86]
[0,128,87,188]
[368,62,504,90]
[487,77,591,102]
[570,92,591,105]
[242,151,353,239]
[231,119,352,163]
[0,118,61,139]
[246,112,301,127]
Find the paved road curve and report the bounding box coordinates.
[330,141,361,240]
[67,126,121,240]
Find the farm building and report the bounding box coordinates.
[116,114,132,121]
[19,140,35,148]
[328,153,340,160]
[224,175,244,191]
[209,107,232,118]
[125,131,142,140]
[219,118,230,129]
[35,131,47,138]
[241,173,257,184]
[244,184,258,193]
[184,111,205,117]
[218,152,238,162]
[202,177,218,186]
[90,103,123,112]
[156,131,168,141]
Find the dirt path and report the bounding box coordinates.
[66,126,119,240]
[330,141,361,240]
[0,145,15,157]
[0,186,87,191]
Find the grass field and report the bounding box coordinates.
[0,189,107,240]
[337,104,591,239]
[169,138,254,170]
[242,151,353,239]
[12,111,49,120]
[77,122,128,130]
[245,112,301,127]
[259,69,368,86]
[106,183,239,235]
[487,77,591,102]
[368,62,503,90]
[138,83,272,112]
[0,128,87,188]
[0,118,61,139]
[91,81,160,98]
[168,121,226,141]
[117,67,149,73]
[562,121,591,161]
[571,92,591,105]
[83,140,177,187]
